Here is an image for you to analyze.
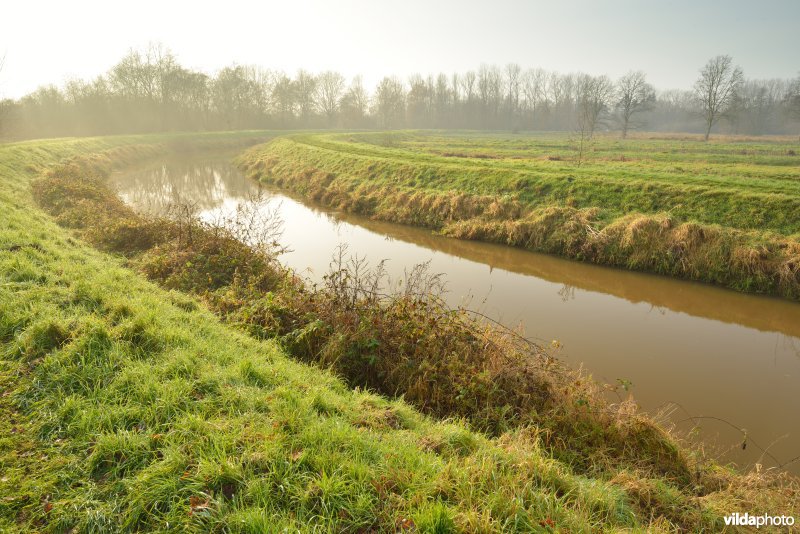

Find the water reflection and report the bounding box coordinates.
[113,158,255,214]
[110,157,800,475]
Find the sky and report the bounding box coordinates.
[1,0,798,99]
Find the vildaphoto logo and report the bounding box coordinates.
[724,513,795,529]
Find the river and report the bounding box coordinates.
[109,154,800,475]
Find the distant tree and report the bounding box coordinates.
[459,70,477,127]
[5,45,799,140]
[212,66,256,130]
[576,74,615,138]
[245,66,274,119]
[17,85,70,137]
[790,76,800,106]
[317,71,345,126]
[735,78,786,135]
[373,76,405,129]
[460,70,476,102]
[614,71,655,138]
[434,73,450,127]
[293,70,318,126]
[64,76,111,135]
[694,55,743,141]
[108,44,185,131]
[271,73,296,126]
[488,66,503,126]
[522,68,547,129]
[449,72,461,127]
[477,65,503,128]
[650,89,697,132]
[568,75,614,165]
[548,72,578,130]
[176,70,211,129]
[339,76,370,128]
[788,75,800,125]
[504,63,522,130]
[406,74,432,128]
[784,75,800,141]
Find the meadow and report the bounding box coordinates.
[239,131,800,298]
[0,132,798,532]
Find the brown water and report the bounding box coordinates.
[110,156,800,475]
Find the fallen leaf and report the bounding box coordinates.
[396,517,416,530]
[188,495,210,516]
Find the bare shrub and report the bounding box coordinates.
[204,190,288,256]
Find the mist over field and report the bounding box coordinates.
[1,2,799,532]
[1,0,799,139]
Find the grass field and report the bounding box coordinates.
[239,131,800,299]
[1,132,798,532]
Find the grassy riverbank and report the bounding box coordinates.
[1,134,798,532]
[238,131,800,299]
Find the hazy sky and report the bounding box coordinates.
[1,0,798,99]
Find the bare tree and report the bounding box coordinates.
[271,73,295,127]
[504,63,522,130]
[373,76,406,129]
[694,55,743,141]
[434,73,450,127]
[460,70,477,127]
[460,70,476,102]
[572,102,593,167]
[487,66,503,126]
[577,74,614,138]
[787,75,800,139]
[548,72,578,130]
[406,74,432,128]
[477,64,503,128]
[317,71,345,126]
[737,78,787,135]
[614,71,655,138]
[5,47,799,139]
[522,68,547,129]
[212,66,259,130]
[293,69,318,126]
[107,44,185,131]
[450,72,461,127]
[790,76,800,112]
[246,66,274,119]
[340,76,370,128]
[567,75,614,165]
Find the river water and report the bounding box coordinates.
[110,155,800,474]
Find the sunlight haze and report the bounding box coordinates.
[2,1,800,530]
[2,0,798,98]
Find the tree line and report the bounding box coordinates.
[1,45,798,140]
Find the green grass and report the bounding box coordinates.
[238,131,800,299]
[1,133,798,532]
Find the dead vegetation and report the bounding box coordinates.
[239,152,800,300]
